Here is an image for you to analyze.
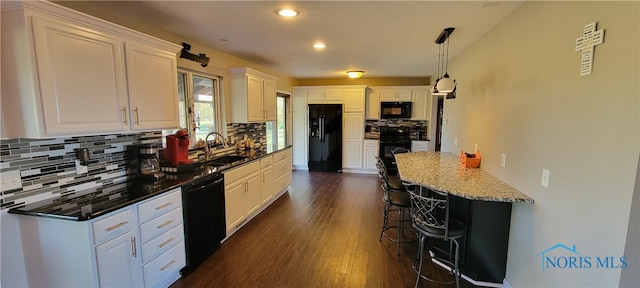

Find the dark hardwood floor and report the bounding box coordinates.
[171,171,479,288]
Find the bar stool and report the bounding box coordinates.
[408,185,465,288]
[375,156,416,255]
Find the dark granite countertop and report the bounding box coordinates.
[8,145,292,221]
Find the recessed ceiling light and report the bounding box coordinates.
[278,9,298,17]
[313,43,326,49]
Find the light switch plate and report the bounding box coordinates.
[541,168,550,188]
[501,154,507,167]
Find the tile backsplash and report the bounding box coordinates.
[365,119,428,140]
[0,125,269,211]
[0,132,162,210]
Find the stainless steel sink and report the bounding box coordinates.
[208,155,248,165]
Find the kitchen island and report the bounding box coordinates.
[394,151,534,286]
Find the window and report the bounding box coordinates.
[266,93,289,149]
[169,70,222,147]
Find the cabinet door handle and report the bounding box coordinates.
[122,106,127,124]
[155,202,172,210]
[156,220,175,229]
[133,107,140,124]
[131,237,137,258]
[158,237,175,249]
[159,259,177,272]
[105,221,128,232]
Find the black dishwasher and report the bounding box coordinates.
[180,172,226,275]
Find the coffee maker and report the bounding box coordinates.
[128,144,165,180]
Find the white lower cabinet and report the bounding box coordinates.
[411,140,430,152]
[17,188,185,287]
[343,113,364,169]
[224,161,261,233]
[260,156,274,204]
[273,149,293,193]
[96,230,143,287]
[363,140,380,171]
[224,148,293,238]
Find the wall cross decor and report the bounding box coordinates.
[575,22,605,76]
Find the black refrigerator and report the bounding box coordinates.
[308,104,342,172]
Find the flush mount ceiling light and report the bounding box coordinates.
[435,27,456,94]
[313,43,326,49]
[347,71,364,78]
[278,9,298,17]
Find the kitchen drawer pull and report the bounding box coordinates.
[105,221,128,232]
[156,220,174,229]
[155,202,172,210]
[158,237,175,249]
[131,237,137,258]
[122,106,127,124]
[134,107,140,124]
[159,259,177,272]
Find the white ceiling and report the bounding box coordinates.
[75,1,524,79]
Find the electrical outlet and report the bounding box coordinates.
[474,144,478,152]
[541,168,550,188]
[501,154,507,167]
[454,137,458,146]
[1,170,22,191]
[76,160,88,174]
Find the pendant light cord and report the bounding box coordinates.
[437,43,442,79]
[445,31,449,75]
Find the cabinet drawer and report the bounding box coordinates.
[364,140,379,147]
[142,224,184,263]
[411,141,429,152]
[273,157,292,177]
[143,241,186,287]
[138,188,182,224]
[272,148,292,162]
[224,160,260,184]
[139,208,183,243]
[274,171,292,193]
[93,209,134,245]
[260,155,273,168]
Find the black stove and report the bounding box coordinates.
[379,126,412,175]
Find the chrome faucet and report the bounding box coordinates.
[204,131,227,160]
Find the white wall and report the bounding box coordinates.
[441,2,639,287]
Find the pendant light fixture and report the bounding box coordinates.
[435,27,456,93]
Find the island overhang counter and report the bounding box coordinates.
[394,151,534,286]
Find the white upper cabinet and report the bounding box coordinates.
[307,88,343,103]
[1,1,181,138]
[31,16,128,135]
[366,89,380,119]
[124,42,180,130]
[343,89,365,113]
[229,67,278,123]
[411,87,432,121]
[379,87,412,102]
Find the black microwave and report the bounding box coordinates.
[380,102,412,119]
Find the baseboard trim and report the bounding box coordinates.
[431,257,504,288]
